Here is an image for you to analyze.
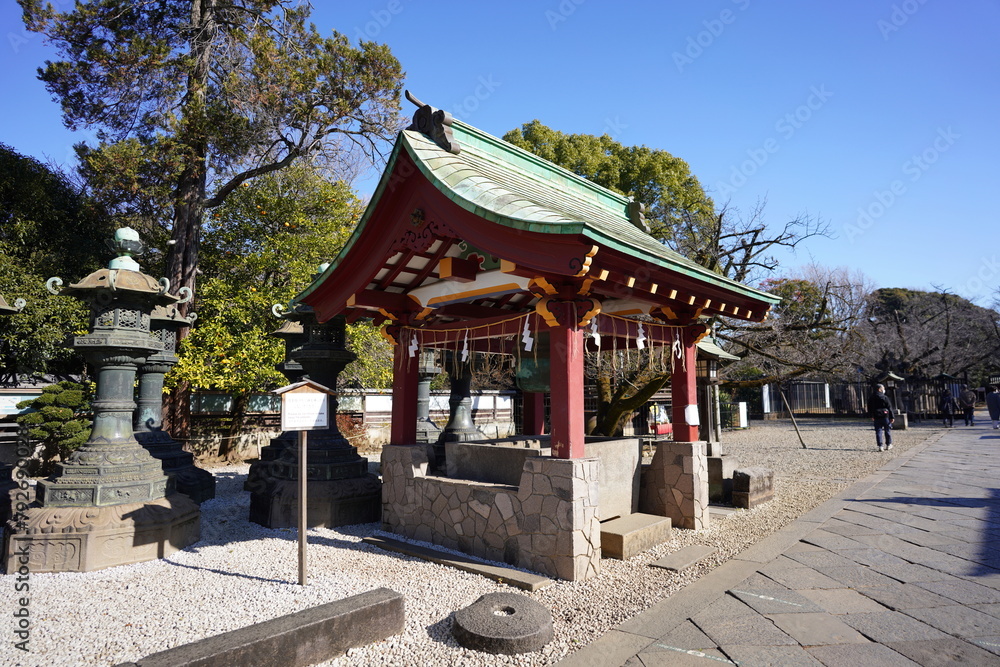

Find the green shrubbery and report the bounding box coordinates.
[16,380,93,475]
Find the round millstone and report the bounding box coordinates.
[451,592,554,655]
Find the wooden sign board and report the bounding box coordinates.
[274,380,334,432]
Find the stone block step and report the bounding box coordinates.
[362,535,553,592]
[115,588,404,667]
[600,513,672,560]
[649,544,717,572]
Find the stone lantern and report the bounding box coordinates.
[0,293,25,526]
[3,228,200,573]
[247,297,380,528]
[134,302,215,503]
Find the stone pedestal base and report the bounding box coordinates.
[639,441,710,530]
[137,431,216,504]
[249,475,381,529]
[3,494,200,573]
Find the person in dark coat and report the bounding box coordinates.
[870,383,894,451]
[959,385,978,426]
[987,385,1000,430]
[939,388,958,428]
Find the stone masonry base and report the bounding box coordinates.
[381,445,601,581]
[639,441,710,530]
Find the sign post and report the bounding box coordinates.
[274,380,334,586]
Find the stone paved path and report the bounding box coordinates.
[560,421,1000,666]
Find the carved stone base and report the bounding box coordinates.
[137,431,216,504]
[3,494,200,573]
[249,475,381,529]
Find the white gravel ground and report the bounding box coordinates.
[1,419,944,666]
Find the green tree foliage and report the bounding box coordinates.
[16,380,93,474]
[503,120,713,241]
[169,164,389,458]
[0,144,113,379]
[20,0,404,303]
[1,143,115,279]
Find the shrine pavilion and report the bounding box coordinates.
[293,95,780,580]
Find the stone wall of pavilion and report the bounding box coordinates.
[639,441,710,530]
[381,445,601,581]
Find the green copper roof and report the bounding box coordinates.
[299,114,779,309]
[403,120,779,305]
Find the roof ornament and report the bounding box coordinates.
[628,199,650,234]
[405,90,461,155]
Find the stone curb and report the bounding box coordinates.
[363,535,554,591]
[114,587,404,667]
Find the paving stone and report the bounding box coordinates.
[797,588,888,614]
[903,604,1000,638]
[839,611,950,642]
[818,518,880,536]
[648,544,715,571]
[728,588,824,614]
[973,604,1000,620]
[816,565,901,588]
[764,565,845,591]
[896,531,962,548]
[807,643,921,666]
[886,638,1000,666]
[871,561,961,583]
[784,549,861,569]
[758,555,809,575]
[970,636,1000,656]
[800,529,870,551]
[917,578,1000,604]
[907,556,978,576]
[651,620,717,651]
[858,584,962,613]
[785,541,824,553]
[765,612,870,646]
[832,548,909,569]
[556,630,652,667]
[691,596,797,647]
[720,644,824,666]
[635,646,736,666]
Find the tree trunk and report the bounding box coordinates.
[593,372,671,436]
[219,391,249,463]
[165,0,214,314]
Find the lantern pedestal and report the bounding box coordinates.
[247,311,380,528]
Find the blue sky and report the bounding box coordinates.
[2,1,998,304]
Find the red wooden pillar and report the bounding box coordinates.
[671,327,701,442]
[548,304,585,459]
[390,333,418,445]
[522,392,546,436]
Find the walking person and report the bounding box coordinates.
[870,383,894,451]
[939,388,957,428]
[959,384,978,426]
[987,385,1000,430]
